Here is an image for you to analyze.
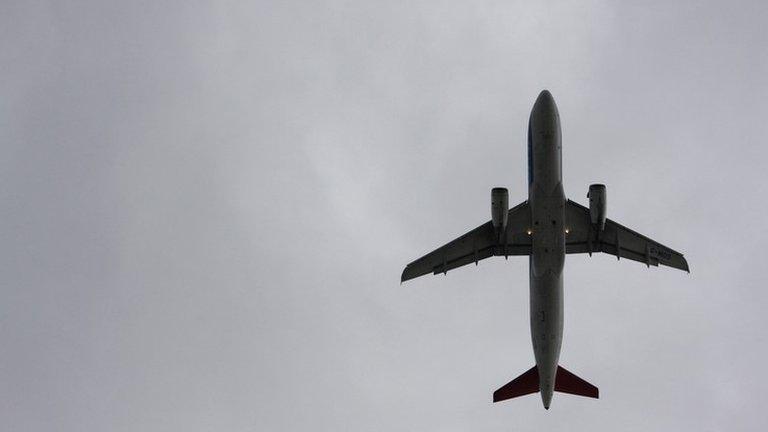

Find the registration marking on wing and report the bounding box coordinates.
[650,246,672,260]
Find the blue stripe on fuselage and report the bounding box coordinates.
[527,116,533,185]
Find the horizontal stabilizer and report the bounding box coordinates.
[493,365,598,404]
[493,366,539,402]
[555,366,599,398]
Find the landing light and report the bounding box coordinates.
[565,228,570,234]
[526,229,532,235]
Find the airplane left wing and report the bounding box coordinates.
[564,199,689,272]
[401,201,532,283]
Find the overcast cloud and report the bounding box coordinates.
[2,1,767,430]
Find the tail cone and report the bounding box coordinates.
[542,390,553,410]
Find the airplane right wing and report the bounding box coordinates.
[564,199,689,272]
[401,200,533,283]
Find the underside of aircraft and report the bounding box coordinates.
[401,90,689,409]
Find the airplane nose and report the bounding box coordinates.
[534,90,555,110]
[531,89,559,121]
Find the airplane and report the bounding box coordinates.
[400,90,689,409]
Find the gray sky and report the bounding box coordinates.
[2,1,767,430]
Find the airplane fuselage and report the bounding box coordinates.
[527,90,565,409]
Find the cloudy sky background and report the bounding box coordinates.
[2,1,767,430]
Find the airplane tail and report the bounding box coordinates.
[493,365,599,403]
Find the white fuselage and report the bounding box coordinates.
[526,90,565,409]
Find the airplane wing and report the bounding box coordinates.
[564,199,689,272]
[401,201,533,283]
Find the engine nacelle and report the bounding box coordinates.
[491,187,509,232]
[587,184,606,230]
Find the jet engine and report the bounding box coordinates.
[587,184,606,230]
[491,187,509,232]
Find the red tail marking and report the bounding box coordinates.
[554,366,599,399]
[493,366,540,402]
